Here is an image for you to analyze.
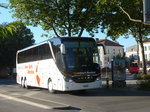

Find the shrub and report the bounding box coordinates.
[137,73,150,90]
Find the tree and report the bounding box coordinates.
[97,0,150,74]
[0,2,16,38]
[0,21,35,68]
[9,0,101,37]
[0,23,16,38]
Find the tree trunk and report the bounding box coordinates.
[68,28,71,37]
[78,27,84,37]
[137,42,140,64]
[135,39,140,65]
[52,26,60,37]
[139,35,147,74]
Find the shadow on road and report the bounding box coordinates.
[68,87,150,97]
[53,106,81,111]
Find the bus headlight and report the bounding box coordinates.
[96,76,101,81]
[64,76,73,82]
[96,73,101,81]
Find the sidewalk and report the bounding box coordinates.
[102,80,138,92]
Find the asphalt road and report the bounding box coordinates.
[0,77,150,112]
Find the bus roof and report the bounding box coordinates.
[50,37,96,43]
[17,37,95,53]
[17,41,49,53]
[59,37,95,41]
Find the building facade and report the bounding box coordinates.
[126,38,150,63]
[126,45,138,61]
[97,39,124,68]
[139,39,150,62]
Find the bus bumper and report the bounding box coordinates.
[62,80,102,91]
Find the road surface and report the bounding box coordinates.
[0,77,150,112]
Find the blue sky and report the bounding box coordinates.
[0,0,136,50]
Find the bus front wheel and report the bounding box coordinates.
[48,80,55,94]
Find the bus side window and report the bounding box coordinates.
[39,45,44,60]
[24,50,27,62]
[18,52,24,63]
[32,47,39,61]
[26,49,33,62]
[51,38,61,58]
[44,44,52,59]
[39,44,52,60]
[56,51,64,70]
[17,44,53,63]
[51,39,64,70]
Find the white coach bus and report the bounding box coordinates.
[16,37,103,93]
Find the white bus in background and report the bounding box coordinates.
[16,37,103,93]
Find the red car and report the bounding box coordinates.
[129,62,139,74]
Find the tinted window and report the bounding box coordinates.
[17,43,52,63]
[130,63,138,67]
[32,47,39,61]
[64,40,100,71]
[18,52,24,63]
[39,44,52,60]
[25,49,33,62]
[51,38,64,70]
[51,38,61,58]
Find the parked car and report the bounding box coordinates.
[129,62,139,74]
[147,65,150,72]
[139,67,150,72]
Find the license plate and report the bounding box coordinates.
[83,85,88,87]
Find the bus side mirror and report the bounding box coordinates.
[97,44,106,55]
[60,44,66,54]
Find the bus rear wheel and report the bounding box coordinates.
[48,80,55,94]
[21,78,25,88]
[24,78,30,89]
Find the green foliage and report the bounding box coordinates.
[137,74,150,90]
[9,0,101,37]
[137,74,150,80]
[0,2,16,38]
[96,0,145,39]
[0,3,8,8]
[0,21,35,68]
[115,54,125,60]
[0,24,16,38]
[96,0,149,74]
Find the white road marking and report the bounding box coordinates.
[0,93,52,109]
[23,91,41,97]
[26,96,70,107]
[0,90,70,108]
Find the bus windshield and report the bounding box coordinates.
[63,40,100,72]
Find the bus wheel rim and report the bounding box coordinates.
[21,79,24,88]
[24,79,27,88]
[48,81,53,91]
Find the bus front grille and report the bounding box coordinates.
[72,75,97,83]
